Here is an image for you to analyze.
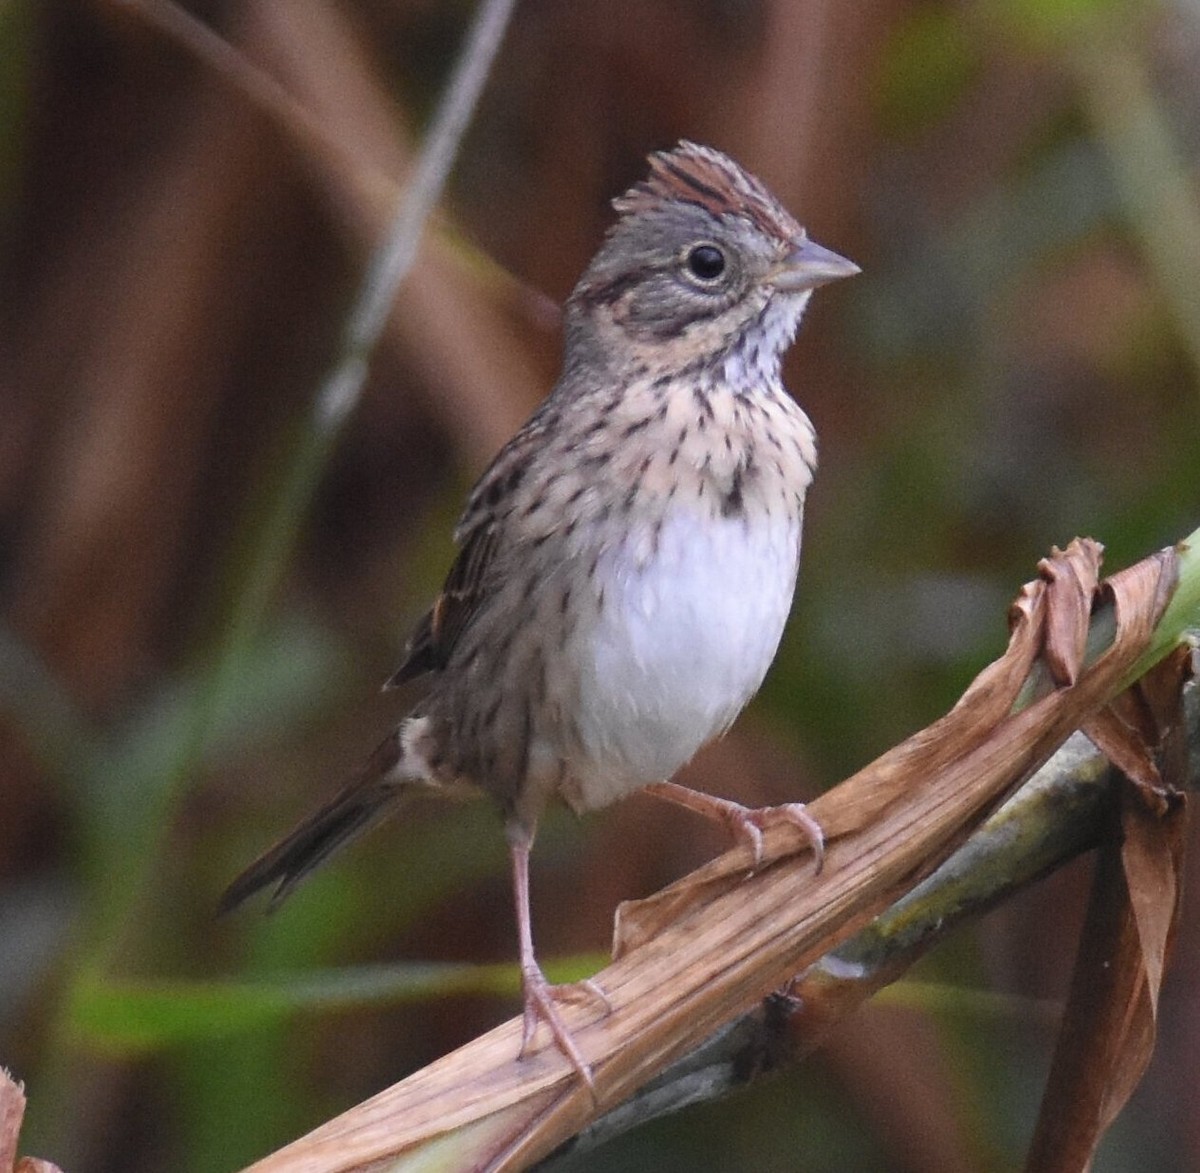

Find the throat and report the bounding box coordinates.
[721,292,809,390]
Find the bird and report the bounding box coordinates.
[220,140,858,1089]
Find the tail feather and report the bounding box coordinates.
[219,729,407,914]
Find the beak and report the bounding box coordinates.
[771,237,860,291]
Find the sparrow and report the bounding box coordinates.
[221,141,858,1089]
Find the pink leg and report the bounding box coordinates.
[509,835,609,1091]
[644,781,825,872]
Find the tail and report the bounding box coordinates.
[219,728,411,914]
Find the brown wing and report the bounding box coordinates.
[387,521,500,686]
[386,414,549,687]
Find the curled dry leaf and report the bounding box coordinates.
[1038,541,1104,687]
[241,538,1184,1173]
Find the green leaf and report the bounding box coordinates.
[67,954,608,1053]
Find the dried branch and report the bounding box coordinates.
[235,534,1199,1172]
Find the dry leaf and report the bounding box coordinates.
[0,1071,22,1173]
[1026,648,1190,1172]
[1,1071,63,1173]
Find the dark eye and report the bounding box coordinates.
[685,244,726,282]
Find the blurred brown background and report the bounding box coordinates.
[2,1,1198,1170]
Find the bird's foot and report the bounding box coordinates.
[722,799,825,873]
[644,782,824,872]
[519,965,611,1093]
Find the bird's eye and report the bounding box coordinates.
[685,244,726,282]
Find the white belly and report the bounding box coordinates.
[566,505,800,809]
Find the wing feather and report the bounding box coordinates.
[387,418,548,686]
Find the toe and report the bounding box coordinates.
[519,969,599,1092]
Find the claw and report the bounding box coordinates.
[738,800,825,874]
